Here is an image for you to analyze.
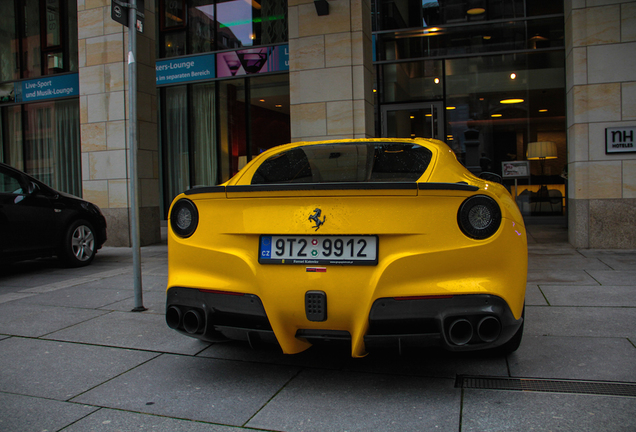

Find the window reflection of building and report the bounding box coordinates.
[0,0,80,196]
[374,0,566,216]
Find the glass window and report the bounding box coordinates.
[23,100,81,195]
[0,106,22,168]
[23,0,42,79]
[189,1,216,54]
[382,60,443,103]
[445,51,566,186]
[249,74,290,157]
[163,86,190,204]
[219,78,246,179]
[192,82,217,187]
[0,1,19,82]
[376,0,560,31]
[0,170,24,194]
[252,143,433,184]
[217,0,287,48]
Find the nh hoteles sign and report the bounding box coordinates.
[606,127,635,154]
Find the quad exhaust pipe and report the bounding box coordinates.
[166,306,205,334]
[448,316,501,346]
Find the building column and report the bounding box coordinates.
[288,0,375,141]
[77,0,160,246]
[565,1,636,248]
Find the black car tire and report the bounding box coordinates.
[60,219,97,267]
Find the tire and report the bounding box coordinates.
[60,219,97,267]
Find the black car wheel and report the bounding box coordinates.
[60,219,96,267]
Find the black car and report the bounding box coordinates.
[0,162,107,267]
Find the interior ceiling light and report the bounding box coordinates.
[259,99,265,102]
[425,113,433,117]
[510,73,516,79]
[500,98,524,104]
[410,115,415,119]
[491,114,503,117]
[434,78,440,84]
[275,104,282,108]
[539,109,548,112]
[483,35,491,40]
[467,7,485,15]
[446,106,456,110]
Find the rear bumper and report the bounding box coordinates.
[166,287,522,355]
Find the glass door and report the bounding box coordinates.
[382,102,445,141]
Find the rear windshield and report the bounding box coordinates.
[251,142,433,185]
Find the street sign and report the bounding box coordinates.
[111,0,145,33]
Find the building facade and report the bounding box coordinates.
[0,0,634,248]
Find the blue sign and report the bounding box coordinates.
[156,54,216,85]
[18,74,79,103]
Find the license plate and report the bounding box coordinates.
[259,235,378,266]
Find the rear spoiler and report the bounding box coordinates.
[184,182,479,196]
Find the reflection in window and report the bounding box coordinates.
[250,75,290,157]
[382,60,443,103]
[444,51,565,187]
[216,0,287,48]
[376,0,562,31]
[251,143,433,184]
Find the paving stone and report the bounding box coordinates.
[198,340,352,369]
[0,338,158,400]
[462,389,636,432]
[46,311,209,355]
[100,288,167,314]
[525,306,636,339]
[586,270,636,286]
[527,270,600,285]
[247,369,460,432]
[525,284,548,306]
[10,286,134,309]
[0,392,97,432]
[0,303,107,337]
[509,335,636,382]
[540,285,636,307]
[62,409,245,432]
[528,256,611,271]
[343,347,509,379]
[71,354,300,426]
[72,274,168,291]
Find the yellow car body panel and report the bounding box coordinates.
[167,138,528,357]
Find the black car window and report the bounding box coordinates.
[0,171,24,194]
[251,143,433,184]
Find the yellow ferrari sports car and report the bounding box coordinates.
[166,138,527,357]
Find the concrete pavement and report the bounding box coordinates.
[0,222,635,431]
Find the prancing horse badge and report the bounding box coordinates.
[308,208,326,231]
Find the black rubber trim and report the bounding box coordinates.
[184,186,226,195]
[418,182,479,192]
[227,182,418,192]
[365,294,521,352]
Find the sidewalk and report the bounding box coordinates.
[0,224,635,431]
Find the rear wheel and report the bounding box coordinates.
[60,219,96,267]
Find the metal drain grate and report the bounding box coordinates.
[456,375,636,398]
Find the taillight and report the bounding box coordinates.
[457,195,501,239]
[170,199,199,238]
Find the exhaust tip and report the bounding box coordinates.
[477,316,501,343]
[448,318,473,346]
[183,309,204,334]
[166,306,182,329]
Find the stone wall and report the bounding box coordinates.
[77,0,160,246]
[288,0,375,140]
[565,0,636,248]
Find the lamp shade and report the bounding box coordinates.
[527,141,557,160]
